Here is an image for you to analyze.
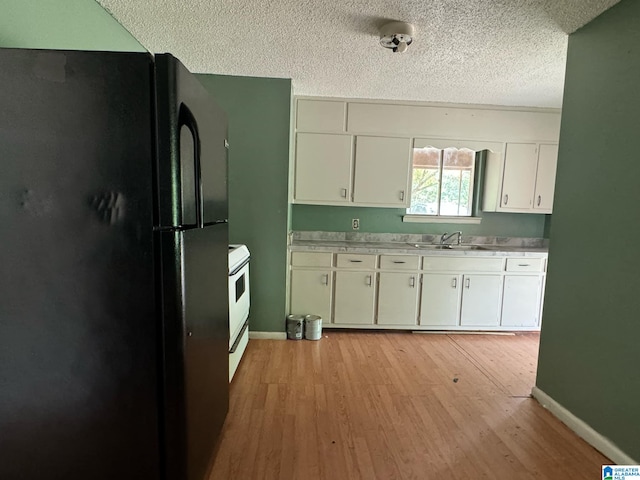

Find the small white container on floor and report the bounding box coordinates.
[304,315,322,340]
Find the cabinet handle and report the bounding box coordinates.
[399,190,405,201]
[366,275,372,286]
[452,278,457,289]
[322,274,329,285]
[393,260,406,264]
[409,276,415,288]
[340,188,348,198]
[537,195,542,206]
[349,259,363,263]
[504,194,509,205]
[518,264,531,267]
[465,278,470,289]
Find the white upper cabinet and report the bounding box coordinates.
[294,132,353,204]
[353,136,412,206]
[500,143,539,210]
[484,142,559,214]
[533,144,558,213]
[293,97,561,209]
[296,100,346,132]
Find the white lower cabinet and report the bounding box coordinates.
[288,251,546,331]
[501,275,542,327]
[334,271,376,325]
[290,269,333,322]
[459,274,503,327]
[377,272,419,326]
[419,274,462,327]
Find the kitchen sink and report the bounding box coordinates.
[406,243,491,251]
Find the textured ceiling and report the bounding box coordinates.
[97,0,620,108]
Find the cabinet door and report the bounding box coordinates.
[419,274,462,327]
[533,144,558,213]
[294,133,352,203]
[377,272,419,326]
[290,270,332,323]
[334,271,376,325]
[460,274,502,327]
[353,136,411,206]
[501,275,542,327]
[296,100,346,132]
[500,143,538,210]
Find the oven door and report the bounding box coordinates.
[228,258,250,349]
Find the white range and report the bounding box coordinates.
[228,244,250,381]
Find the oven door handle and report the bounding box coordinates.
[229,318,250,354]
[229,256,250,277]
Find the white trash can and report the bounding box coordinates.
[304,315,322,341]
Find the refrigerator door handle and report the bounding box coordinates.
[179,103,203,228]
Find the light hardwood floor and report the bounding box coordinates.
[210,332,608,479]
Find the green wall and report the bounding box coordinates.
[197,75,291,333]
[292,205,548,238]
[536,0,640,461]
[0,0,145,51]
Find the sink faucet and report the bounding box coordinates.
[441,231,463,245]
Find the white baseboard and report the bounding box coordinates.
[249,331,287,340]
[531,386,637,464]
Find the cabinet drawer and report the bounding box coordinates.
[336,254,376,269]
[422,256,504,272]
[379,255,420,270]
[291,252,333,267]
[505,257,545,272]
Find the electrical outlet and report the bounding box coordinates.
[352,218,360,230]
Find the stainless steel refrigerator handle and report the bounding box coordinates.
[179,103,203,228]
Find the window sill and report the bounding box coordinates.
[402,215,482,224]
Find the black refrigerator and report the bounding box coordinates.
[0,48,229,480]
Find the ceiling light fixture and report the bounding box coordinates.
[379,21,415,53]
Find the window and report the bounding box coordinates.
[408,145,477,216]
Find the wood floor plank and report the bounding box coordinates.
[209,332,609,479]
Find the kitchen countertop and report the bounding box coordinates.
[289,240,548,258]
